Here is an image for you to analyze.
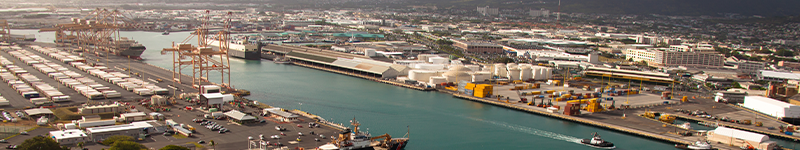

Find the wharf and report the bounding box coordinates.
[448,92,696,145]
[291,62,435,91]
[672,114,800,141]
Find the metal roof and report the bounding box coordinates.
[49,129,87,140]
[223,110,256,121]
[760,70,800,80]
[263,108,298,118]
[712,126,769,143]
[24,108,53,116]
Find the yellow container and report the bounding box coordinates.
[531,91,542,95]
[513,80,524,84]
[555,97,563,101]
[465,83,476,90]
[546,90,555,94]
[562,94,572,98]
[574,77,582,80]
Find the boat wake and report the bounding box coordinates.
[463,116,583,144]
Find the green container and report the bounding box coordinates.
[209,108,218,112]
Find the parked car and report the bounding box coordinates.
[6,145,17,149]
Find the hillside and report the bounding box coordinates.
[402,0,800,16]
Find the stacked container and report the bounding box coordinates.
[474,84,493,98]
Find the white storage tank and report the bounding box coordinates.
[414,64,445,70]
[429,57,449,64]
[429,76,447,85]
[506,63,517,69]
[471,72,492,82]
[365,49,376,57]
[532,67,543,80]
[507,68,521,81]
[464,65,480,72]
[520,67,533,80]
[494,64,507,77]
[408,70,438,81]
[544,68,553,79]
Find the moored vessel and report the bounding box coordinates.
[318,118,409,150]
[675,141,714,150]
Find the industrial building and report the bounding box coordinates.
[49,129,88,145]
[529,8,550,17]
[119,112,148,122]
[714,90,747,103]
[476,6,499,16]
[582,67,675,84]
[24,108,53,118]
[624,49,725,68]
[452,40,504,54]
[224,110,257,124]
[263,108,298,122]
[85,120,164,141]
[758,70,800,83]
[707,127,777,150]
[199,93,234,108]
[263,44,410,78]
[742,96,800,119]
[78,103,125,114]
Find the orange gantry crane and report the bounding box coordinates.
[161,10,232,91]
[0,20,10,42]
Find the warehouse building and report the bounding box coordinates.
[224,110,257,124]
[263,108,299,122]
[78,103,124,114]
[85,120,163,140]
[49,129,88,145]
[452,40,504,54]
[263,44,409,78]
[707,127,777,150]
[758,70,800,83]
[119,112,148,122]
[742,96,800,119]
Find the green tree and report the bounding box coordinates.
[159,145,191,150]
[19,136,68,150]
[208,140,216,149]
[77,142,85,150]
[109,141,144,150]
[102,135,134,145]
[732,81,742,88]
[776,49,796,57]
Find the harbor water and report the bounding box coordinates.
[17,29,799,149]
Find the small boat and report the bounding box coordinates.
[675,141,714,150]
[273,56,291,64]
[162,31,170,35]
[580,132,615,149]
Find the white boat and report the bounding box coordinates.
[675,141,713,150]
[580,132,615,149]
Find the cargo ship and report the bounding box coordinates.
[207,39,261,60]
[318,118,409,150]
[111,37,147,59]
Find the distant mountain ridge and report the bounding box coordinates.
[402,0,800,16]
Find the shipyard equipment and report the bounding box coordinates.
[161,10,232,92]
[0,20,9,42]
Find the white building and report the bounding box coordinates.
[529,8,550,17]
[477,6,499,16]
[49,129,88,145]
[758,70,800,82]
[707,127,777,150]
[119,112,148,122]
[742,96,800,119]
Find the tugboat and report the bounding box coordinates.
[318,117,409,150]
[675,141,714,150]
[580,132,615,149]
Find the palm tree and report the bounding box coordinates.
[208,140,215,150]
[77,142,85,150]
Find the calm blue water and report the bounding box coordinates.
[14,29,773,149]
